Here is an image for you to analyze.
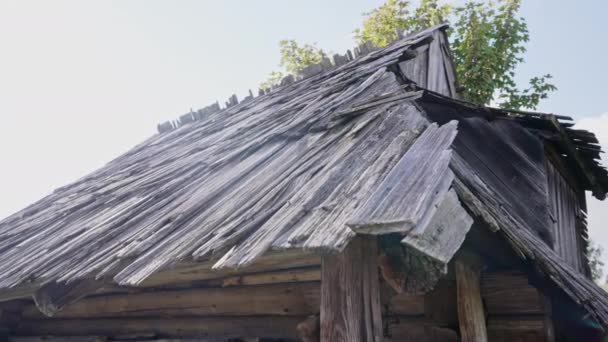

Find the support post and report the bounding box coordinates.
[456,258,488,342]
[320,236,383,342]
[542,296,556,342]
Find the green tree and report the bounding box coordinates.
[449,0,556,108]
[353,0,412,48]
[264,0,556,110]
[261,40,326,88]
[588,240,605,283]
[353,0,450,48]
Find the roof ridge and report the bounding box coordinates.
[155,23,450,134]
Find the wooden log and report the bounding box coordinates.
[486,315,545,333]
[9,337,107,342]
[383,317,458,341]
[33,279,104,317]
[222,267,320,287]
[456,258,488,342]
[388,293,425,316]
[139,250,320,288]
[320,236,383,342]
[481,270,543,315]
[14,316,302,339]
[22,282,320,318]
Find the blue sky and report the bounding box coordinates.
[0,0,607,269]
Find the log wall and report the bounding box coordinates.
[1,260,556,342]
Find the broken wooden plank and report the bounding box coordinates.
[348,120,458,235]
[401,189,473,267]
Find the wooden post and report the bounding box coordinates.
[542,296,556,342]
[456,258,488,342]
[320,236,383,342]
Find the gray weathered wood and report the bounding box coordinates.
[348,120,458,235]
[401,189,473,266]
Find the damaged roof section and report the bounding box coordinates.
[0,26,452,288]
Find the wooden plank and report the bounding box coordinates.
[348,120,458,235]
[13,317,302,339]
[22,282,320,318]
[456,258,488,342]
[401,189,472,266]
[427,31,450,97]
[320,236,382,342]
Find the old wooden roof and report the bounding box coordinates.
[1,24,608,328]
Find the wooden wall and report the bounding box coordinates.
[545,157,586,272]
[0,248,559,342]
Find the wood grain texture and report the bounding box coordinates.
[320,236,382,342]
[546,158,584,271]
[401,188,472,266]
[13,316,302,339]
[384,319,459,342]
[481,270,543,315]
[347,120,458,235]
[22,282,320,319]
[456,259,488,342]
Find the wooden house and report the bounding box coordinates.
[1,24,608,341]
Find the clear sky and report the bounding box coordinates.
[1,1,607,269]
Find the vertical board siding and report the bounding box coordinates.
[546,160,583,271]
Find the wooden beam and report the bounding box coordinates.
[320,236,382,342]
[22,282,319,319]
[13,317,302,339]
[456,258,488,342]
